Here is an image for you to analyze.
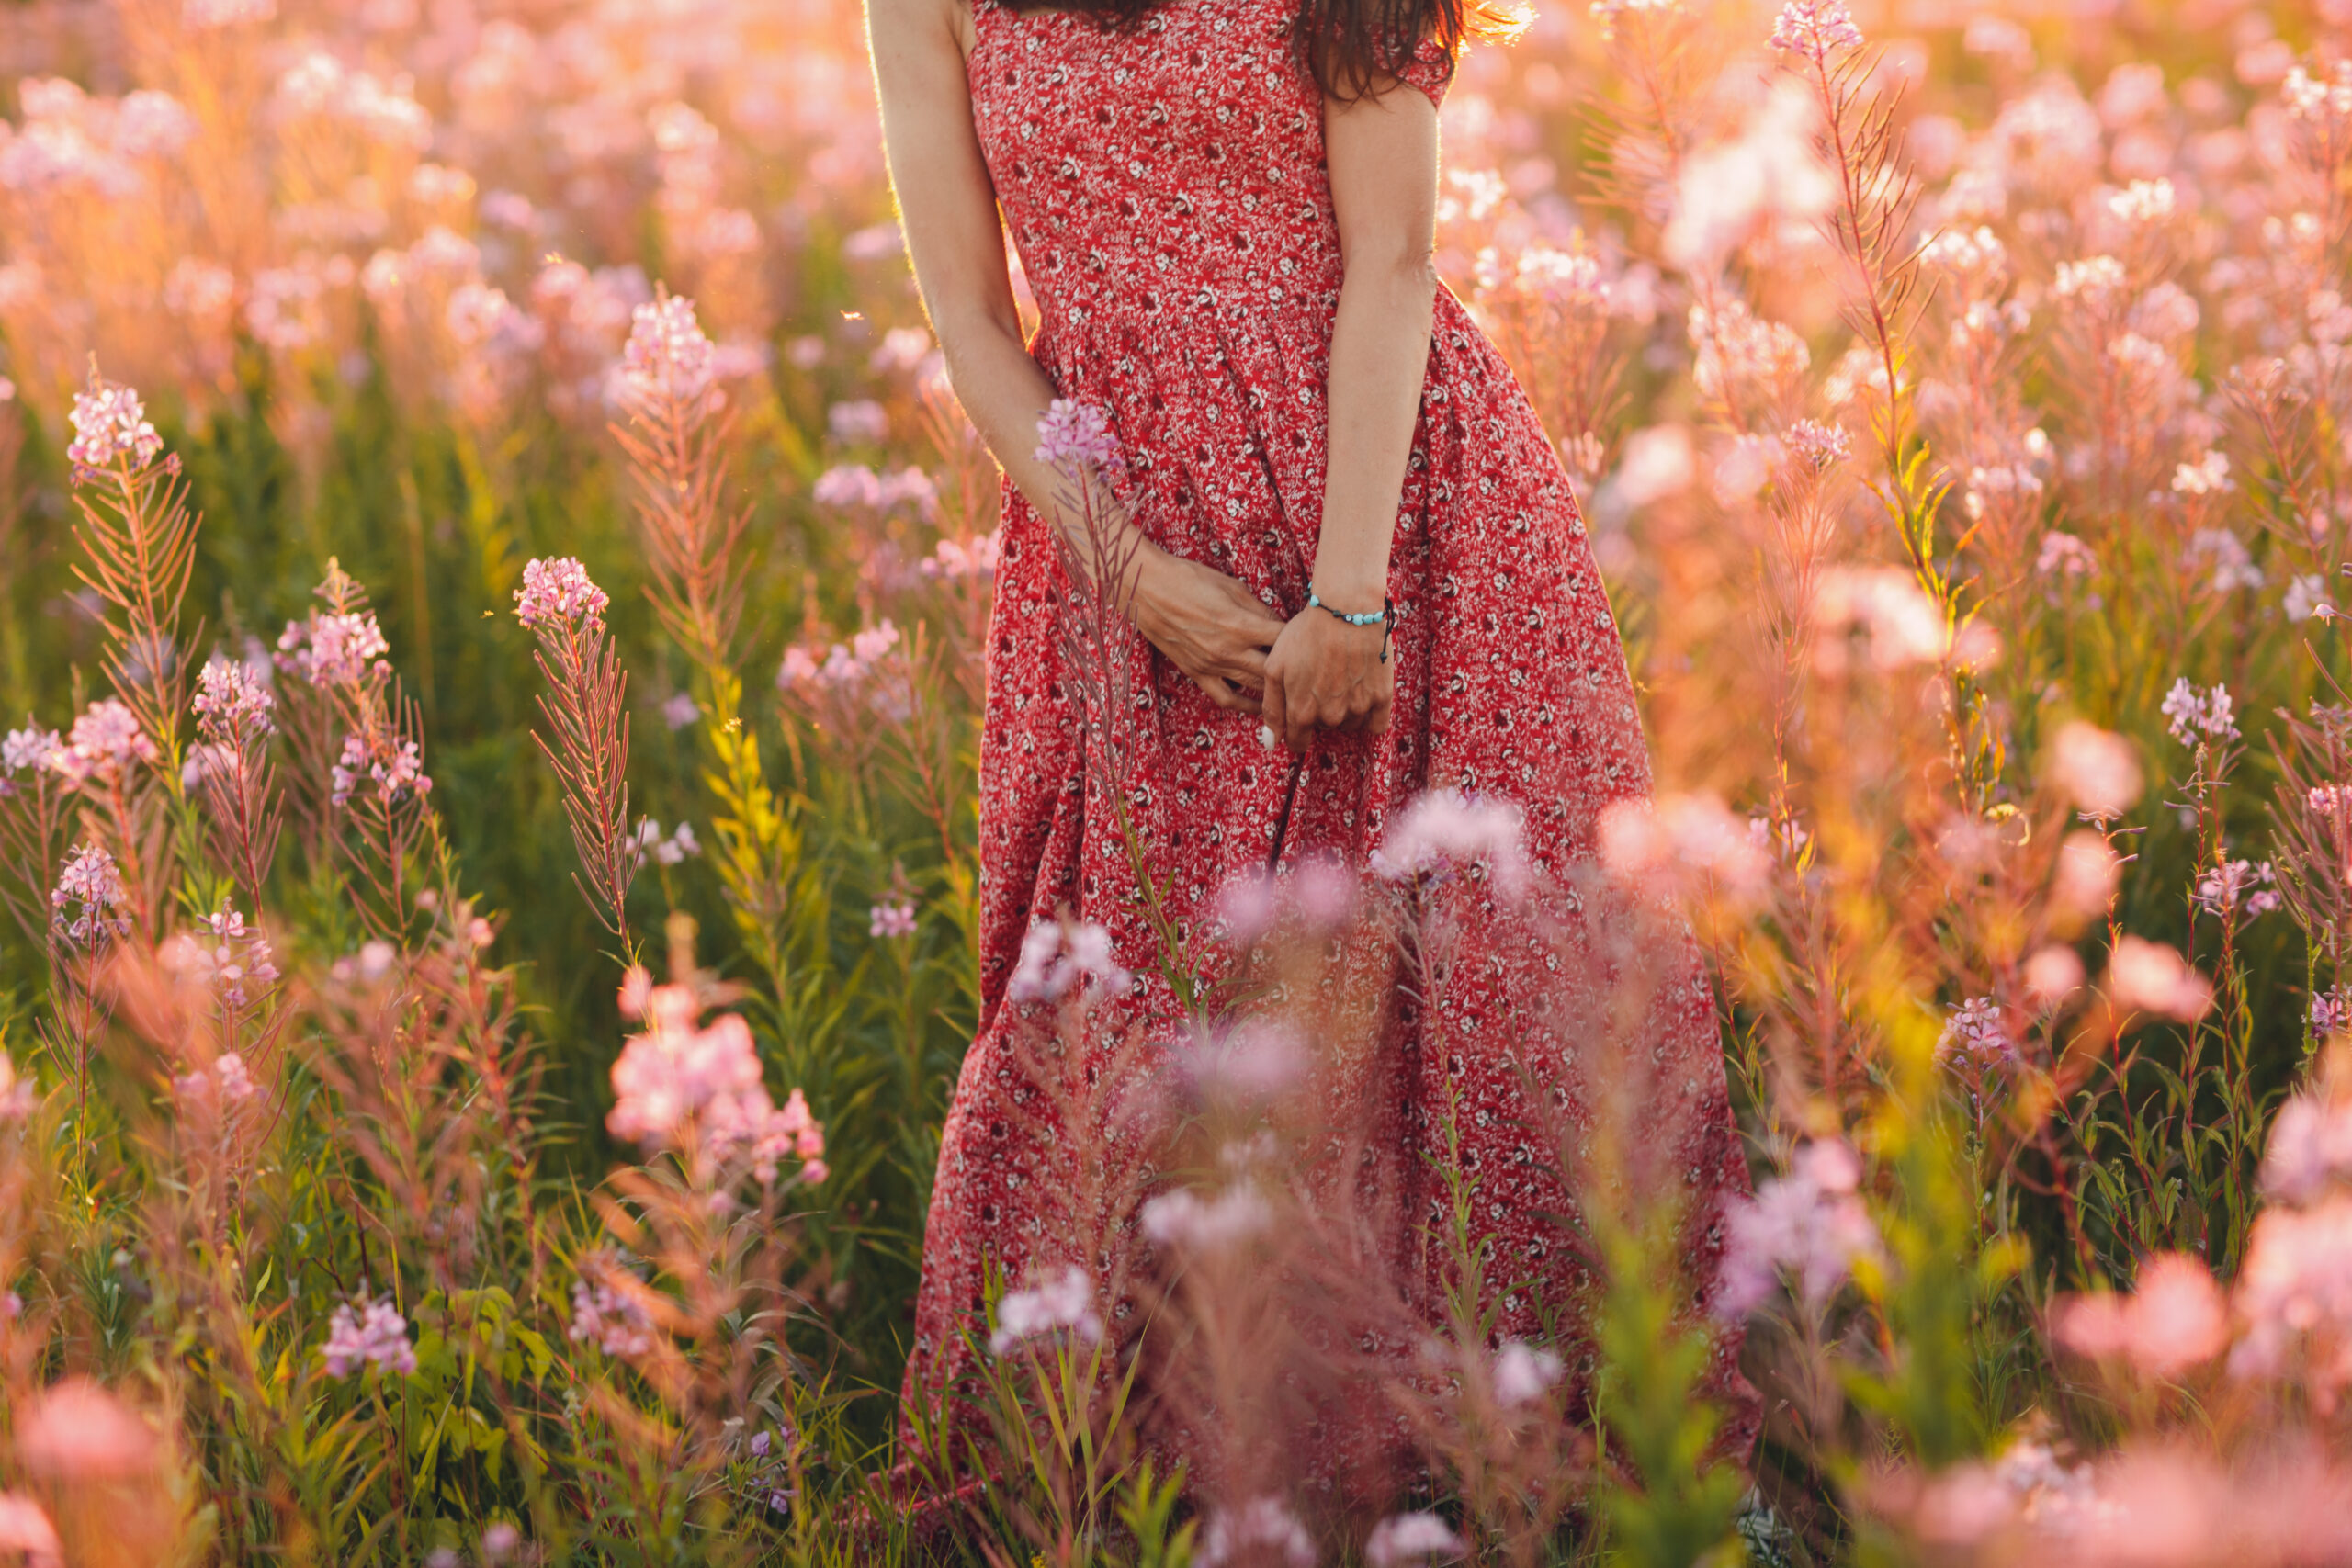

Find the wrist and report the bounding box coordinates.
[1306,567,1388,617]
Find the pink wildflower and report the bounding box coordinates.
[1490,1340,1565,1408]
[2047,722,2142,818]
[163,909,279,1010]
[13,1379,155,1481]
[605,988,826,1184]
[0,1050,35,1121]
[1784,418,1851,470]
[921,531,1004,581]
[1770,1,1864,62]
[617,292,715,412]
[322,1296,416,1379]
[2052,1253,2229,1378]
[827,400,888,444]
[869,900,916,938]
[1938,997,2018,1072]
[277,611,389,688]
[1366,1513,1465,1568]
[2262,1085,2352,1206]
[1375,788,1532,897]
[989,1264,1103,1355]
[1140,1182,1274,1252]
[193,656,276,744]
[2107,937,2213,1021]
[2160,678,2238,745]
[1196,1497,1316,1568]
[2037,531,2098,580]
[51,845,130,946]
[2051,830,2121,921]
[331,734,432,808]
[1178,1020,1307,1102]
[2227,1197,2352,1389]
[1007,918,1132,1004]
[1033,398,1119,471]
[812,464,883,509]
[1596,792,1770,907]
[65,378,163,470]
[0,1494,60,1568]
[1716,1139,1882,1318]
[513,557,609,628]
[1,726,61,777]
[2196,858,2279,919]
[568,1261,658,1359]
[2023,946,2087,1007]
[50,699,158,783]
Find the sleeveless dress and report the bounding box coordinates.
[902,0,1759,1477]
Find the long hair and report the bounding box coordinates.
[998,0,1532,103]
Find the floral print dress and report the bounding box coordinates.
[902,0,1759,1477]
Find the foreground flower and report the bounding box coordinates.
[1717,1139,1882,1318]
[1008,918,1131,1004]
[2228,1196,2352,1391]
[513,556,609,628]
[2046,721,2142,818]
[1033,398,1119,471]
[192,655,276,744]
[2052,1253,2230,1378]
[605,975,827,1184]
[322,1296,417,1379]
[568,1259,658,1359]
[1140,1182,1273,1252]
[0,1495,59,1568]
[989,1264,1102,1356]
[617,291,715,412]
[1196,1496,1316,1568]
[13,1379,157,1480]
[2262,1077,2352,1206]
[0,1051,35,1121]
[1770,0,1863,62]
[1597,792,1770,907]
[49,699,159,784]
[1375,789,1531,897]
[868,899,916,938]
[1366,1511,1466,1567]
[162,908,280,1010]
[2106,937,2213,1022]
[65,378,163,470]
[1491,1339,1565,1407]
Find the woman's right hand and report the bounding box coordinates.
[1126,547,1287,714]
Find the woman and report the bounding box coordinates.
[867,0,1758,1482]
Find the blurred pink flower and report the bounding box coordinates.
[617,293,716,412]
[1717,1139,1881,1317]
[1491,1339,1565,1408]
[50,699,158,784]
[2261,1086,2352,1206]
[65,378,162,470]
[2047,722,2142,818]
[1597,792,1769,908]
[605,988,824,1184]
[568,1260,657,1359]
[1770,1,1863,62]
[1140,1182,1273,1252]
[2107,937,2213,1021]
[2053,1253,2229,1378]
[14,1378,156,1480]
[1376,788,1531,897]
[1008,918,1131,1004]
[331,733,431,808]
[0,726,62,778]
[1937,997,2018,1072]
[989,1264,1102,1356]
[2160,678,2238,745]
[2023,945,2086,1007]
[322,1296,416,1379]
[868,899,916,938]
[2051,830,2121,921]
[162,908,280,1010]
[0,1495,59,1568]
[1196,1496,1316,1568]
[2228,1197,2352,1391]
[827,400,888,445]
[1365,1511,1465,1567]
[0,1050,35,1121]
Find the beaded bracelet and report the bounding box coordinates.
[1306,589,1396,664]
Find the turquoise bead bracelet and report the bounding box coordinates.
[1306,589,1396,663]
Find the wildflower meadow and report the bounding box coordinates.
[4,0,2352,1562]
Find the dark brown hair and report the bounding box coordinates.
[1001,0,1531,102]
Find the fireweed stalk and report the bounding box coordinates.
[514,555,639,957]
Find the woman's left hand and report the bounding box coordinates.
[1261,605,1394,753]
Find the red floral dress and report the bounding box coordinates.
[902,0,1758,1477]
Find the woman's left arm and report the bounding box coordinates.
[1260,78,1441,753]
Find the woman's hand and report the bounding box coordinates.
[1127,548,1289,713]
[1261,604,1394,753]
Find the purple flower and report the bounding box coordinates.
[331,733,432,809]
[2160,677,2238,745]
[1770,0,1864,61]
[989,1264,1102,1356]
[65,378,163,470]
[1,726,62,776]
[277,611,390,688]
[514,557,609,629]
[1033,398,1120,472]
[812,464,883,509]
[1140,1182,1273,1252]
[321,1296,416,1380]
[1374,789,1531,898]
[1937,997,2019,1072]
[1785,418,1850,470]
[1715,1139,1882,1319]
[661,692,701,729]
[869,900,916,939]
[193,656,276,746]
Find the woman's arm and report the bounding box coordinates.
[1260,78,1441,752]
[865,0,1285,711]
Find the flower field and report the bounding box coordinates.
[4,0,2352,1562]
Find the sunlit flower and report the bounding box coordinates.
[1597,792,1770,907]
[2195,858,2278,919]
[1938,997,2018,1072]
[1374,788,1532,898]
[2106,937,2212,1021]
[277,610,390,688]
[1784,418,1850,470]
[1034,398,1119,471]
[49,699,159,784]
[13,1379,155,1481]
[2261,1082,2352,1206]
[65,378,163,470]
[989,1264,1102,1356]
[2052,830,2121,921]
[51,844,130,947]
[2227,1196,2352,1390]
[2053,1253,2229,1379]
[605,987,825,1184]
[617,292,716,412]
[0,1494,60,1568]
[2160,678,2238,745]
[568,1258,658,1359]
[193,655,276,745]
[514,557,609,630]
[322,1296,416,1379]
[1769,0,1863,62]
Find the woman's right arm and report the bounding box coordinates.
[865,0,1286,712]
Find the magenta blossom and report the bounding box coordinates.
[277,611,390,688]
[49,699,159,784]
[514,557,609,628]
[1770,0,1862,61]
[1716,1139,1882,1318]
[193,656,276,744]
[321,1296,416,1380]
[989,1264,1102,1356]
[1033,398,1119,471]
[617,292,716,412]
[66,378,163,470]
[51,844,130,947]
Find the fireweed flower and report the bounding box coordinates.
[868,900,916,938]
[192,655,276,744]
[617,292,716,412]
[162,909,280,1010]
[1365,1513,1465,1567]
[173,1053,257,1106]
[2159,678,2238,745]
[1034,398,1120,471]
[65,378,163,470]
[1938,997,2019,1072]
[605,976,827,1184]
[51,845,130,947]
[2195,858,2279,919]
[2226,1197,2352,1388]
[1784,418,1850,470]
[1008,918,1132,1003]
[321,1296,417,1379]
[2286,573,2335,622]
[921,531,1003,581]
[988,1264,1102,1356]
[1716,1139,1883,1318]
[2046,721,2142,818]
[1490,1339,1566,1407]
[2260,1083,2352,1206]
[1374,788,1532,897]
[2106,936,2213,1022]
[513,556,609,628]
[1597,791,1771,908]
[2052,1253,2229,1379]
[1139,1181,1273,1252]
[568,1263,658,1359]
[630,818,701,868]
[49,699,159,784]
[331,733,432,808]
[0,726,62,794]
[277,611,390,688]
[2036,532,2098,581]
[1196,1497,1317,1568]
[1769,0,1863,62]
